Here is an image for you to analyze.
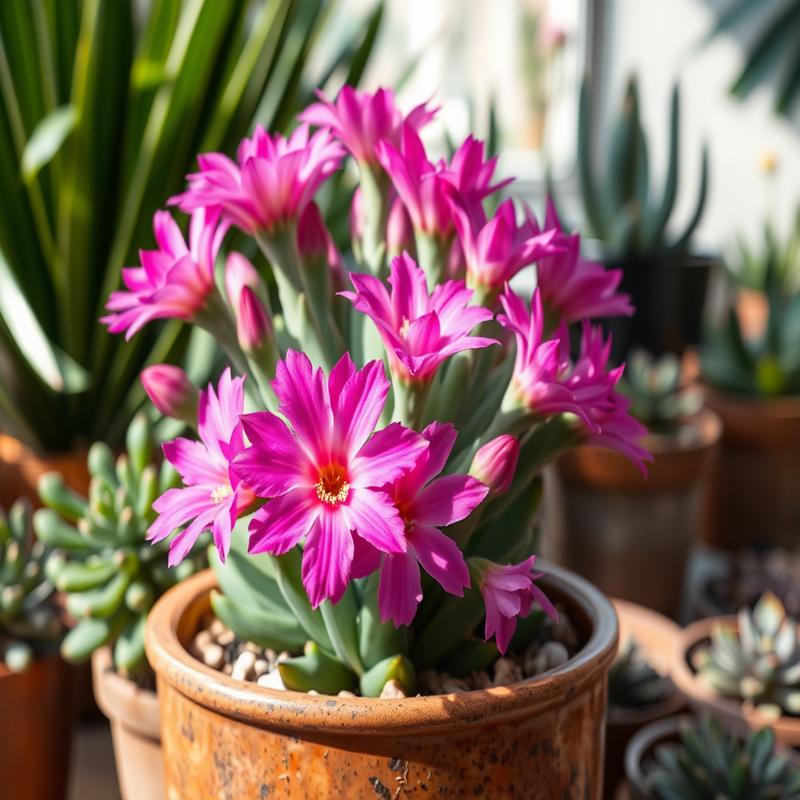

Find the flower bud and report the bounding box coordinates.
[140,365,198,424]
[469,435,520,496]
[297,201,346,292]
[237,286,273,354]
[225,252,261,310]
[386,197,413,257]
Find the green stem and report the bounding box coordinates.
[359,165,390,277]
[414,231,450,288]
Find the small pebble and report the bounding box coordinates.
[202,643,224,670]
[380,679,406,699]
[540,641,569,670]
[253,659,270,678]
[217,629,235,646]
[231,650,257,681]
[265,649,277,663]
[441,677,470,694]
[209,619,226,637]
[308,689,319,695]
[493,657,522,686]
[276,651,290,663]
[337,690,356,698]
[257,670,285,690]
[244,641,262,654]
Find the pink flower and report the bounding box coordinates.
[535,200,633,323]
[224,252,262,310]
[469,435,520,496]
[449,195,562,294]
[376,125,453,238]
[444,136,513,218]
[236,286,272,353]
[386,197,414,257]
[300,86,436,164]
[478,556,558,654]
[140,365,198,424]
[102,208,227,339]
[378,422,488,626]
[341,252,498,383]
[148,369,254,566]
[170,124,344,234]
[232,351,427,608]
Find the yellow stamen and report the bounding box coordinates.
[211,484,233,504]
[315,464,350,506]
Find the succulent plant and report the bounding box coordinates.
[33,413,205,677]
[693,592,800,719]
[577,75,708,260]
[621,349,702,432]
[648,716,800,800]
[0,499,61,673]
[608,637,673,711]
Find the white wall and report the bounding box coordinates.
[599,0,800,254]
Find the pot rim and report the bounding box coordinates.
[145,562,618,736]
[670,616,800,743]
[703,385,800,419]
[640,408,722,458]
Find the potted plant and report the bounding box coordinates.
[91,85,654,794]
[545,350,721,616]
[701,216,800,550]
[625,715,800,799]
[0,0,384,508]
[0,499,70,800]
[671,592,800,747]
[34,413,205,800]
[604,599,686,798]
[574,75,711,358]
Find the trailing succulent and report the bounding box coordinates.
[692,592,800,719]
[34,414,205,677]
[0,500,61,672]
[702,219,800,397]
[608,637,673,711]
[621,349,701,434]
[576,74,708,260]
[647,716,800,800]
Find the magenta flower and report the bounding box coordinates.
[224,252,262,310]
[148,369,254,566]
[232,351,427,608]
[444,136,513,218]
[535,200,633,323]
[140,364,198,424]
[170,124,344,234]
[341,252,498,383]
[449,195,562,294]
[378,422,488,626]
[102,208,227,339]
[478,556,558,654]
[300,86,436,164]
[469,435,520,497]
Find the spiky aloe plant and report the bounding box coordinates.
[608,638,672,711]
[577,75,708,260]
[621,349,701,433]
[702,226,800,397]
[692,592,800,719]
[0,499,61,673]
[33,413,204,677]
[647,716,800,800]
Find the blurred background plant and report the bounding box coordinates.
[607,638,673,712]
[0,0,385,454]
[34,414,205,679]
[0,498,61,672]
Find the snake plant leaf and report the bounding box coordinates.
[20,104,76,182]
[670,143,709,255]
[577,76,607,240]
[210,590,306,651]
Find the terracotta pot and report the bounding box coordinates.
[92,647,163,800]
[604,600,686,799]
[702,388,800,550]
[146,565,618,799]
[0,656,72,800]
[670,616,800,747]
[0,432,90,510]
[543,409,721,617]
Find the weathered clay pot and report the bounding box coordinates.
[543,409,721,617]
[670,616,800,747]
[0,656,72,800]
[703,388,800,551]
[92,647,163,800]
[604,600,686,799]
[0,432,90,510]
[146,565,618,799]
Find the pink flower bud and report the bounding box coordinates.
[140,365,199,424]
[225,252,261,309]
[386,198,413,257]
[237,286,272,353]
[469,435,520,496]
[297,202,330,262]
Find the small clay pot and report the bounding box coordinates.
[702,388,800,551]
[544,409,721,617]
[0,656,73,800]
[604,600,686,798]
[670,616,800,747]
[91,647,163,800]
[0,432,90,510]
[146,565,617,799]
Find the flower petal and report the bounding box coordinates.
[411,525,469,597]
[247,489,316,555]
[378,551,422,627]
[350,423,427,487]
[302,510,354,607]
[413,474,489,527]
[342,488,406,554]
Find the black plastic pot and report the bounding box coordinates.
[601,253,716,359]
